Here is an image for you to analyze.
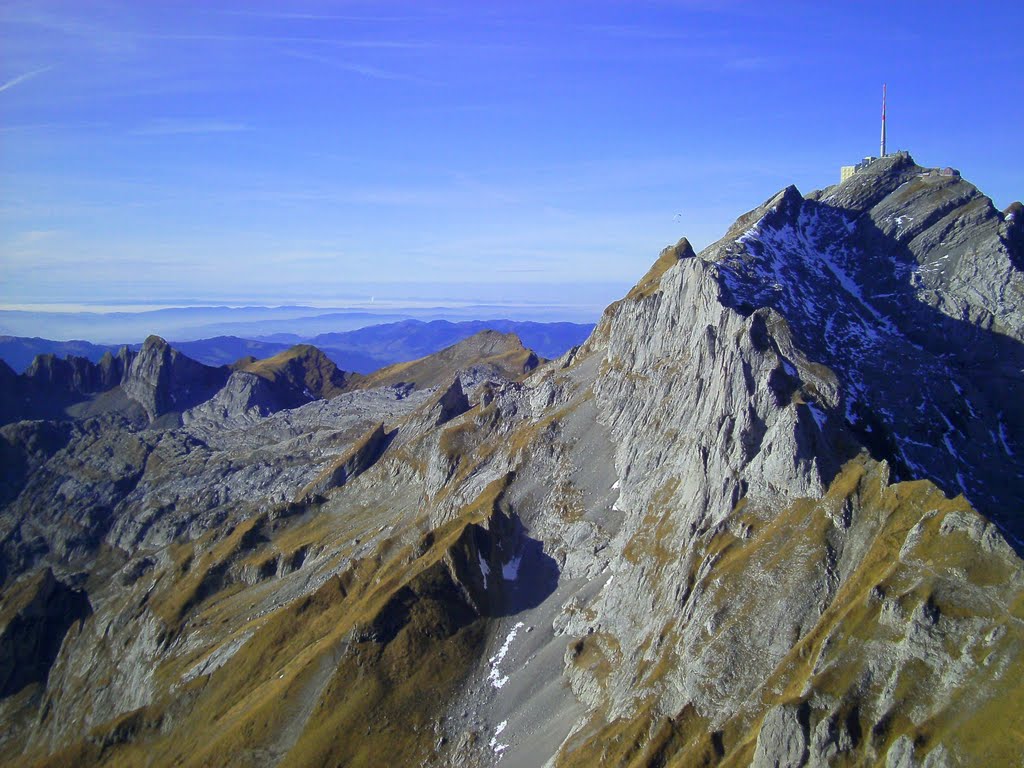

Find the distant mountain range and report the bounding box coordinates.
[0,306,409,345]
[0,319,594,374]
[0,293,615,344]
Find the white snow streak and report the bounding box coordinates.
[488,621,525,689]
[490,720,510,756]
[942,434,960,460]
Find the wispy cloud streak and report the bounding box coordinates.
[132,119,251,136]
[0,66,53,94]
[216,10,422,23]
[146,33,432,49]
[280,49,436,85]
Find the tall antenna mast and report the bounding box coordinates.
[880,83,887,158]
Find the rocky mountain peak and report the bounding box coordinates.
[685,160,1024,535]
[122,335,229,422]
[354,329,540,392]
[622,237,696,303]
[0,160,1021,768]
[181,343,353,426]
[97,346,133,389]
[237,343,350,401]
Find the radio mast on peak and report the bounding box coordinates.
[880,83,887,158]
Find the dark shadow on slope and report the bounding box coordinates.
[449,508,561,618]
[0,569,92,698]
[493,524,561,617]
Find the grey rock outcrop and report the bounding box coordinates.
[753,704,810,768]
[121,336,229,422]
[432,377,471,425]
[182,370,288,426]
[97,346,133,389]
[296,422,391,501]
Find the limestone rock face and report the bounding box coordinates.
[182,370,293,427]
[296,422,391,501]
[121,336,229,422]
[752,704,810,768]
[97,347,133,390]
[431,377,471,425]
[0,159,1021,768]
[23,354,102,396]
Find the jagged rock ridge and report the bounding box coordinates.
[707,153,1023,535]
[0,157,1020,768]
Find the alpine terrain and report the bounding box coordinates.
[0,153,1022,767]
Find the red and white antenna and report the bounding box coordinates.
[880,83,887,158]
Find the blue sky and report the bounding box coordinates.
[1,1,1021,314]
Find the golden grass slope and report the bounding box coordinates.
[557,456,1024,767]
[21,476,518,768]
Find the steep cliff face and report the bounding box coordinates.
[1,351,122,423]
[121,336,230,423]
[0,568,90,698]
[0,159,1020,768]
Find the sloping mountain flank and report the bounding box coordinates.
[0,156,1021,768]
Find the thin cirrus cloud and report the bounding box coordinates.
[279,48,436,85]
[0,66,54,94]
[142,32,433,49]
[1,7,137,56]
[131,119,252,136]
[215,9,426,23]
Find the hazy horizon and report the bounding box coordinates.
[0,287,614,344]
[0,277,628,313]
